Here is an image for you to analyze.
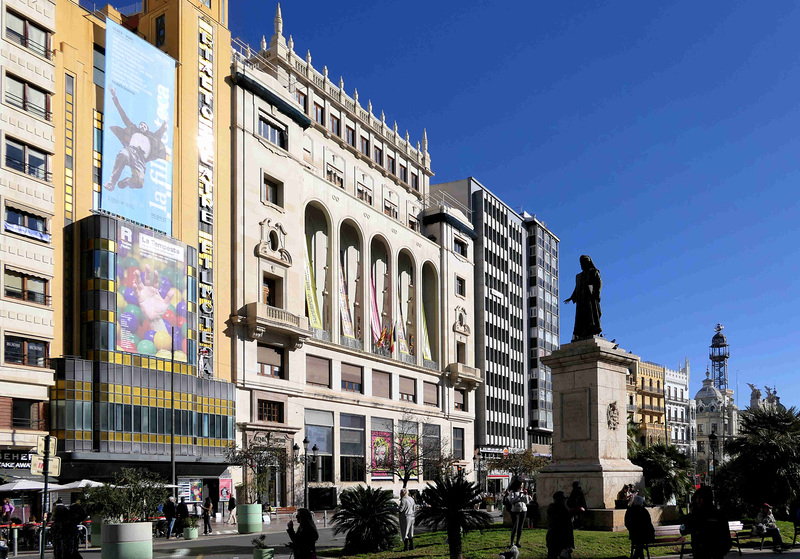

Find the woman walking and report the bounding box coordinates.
[287,508,319,559]
[201,497,213,535]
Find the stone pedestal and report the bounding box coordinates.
[537,337,644,529]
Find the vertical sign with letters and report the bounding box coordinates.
[197,18,215,376]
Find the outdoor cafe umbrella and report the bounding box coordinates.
[0,480,66,492]
[58,479,105,490]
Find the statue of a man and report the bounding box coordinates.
[564,255,602,340]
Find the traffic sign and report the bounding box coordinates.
[36,436,56,457]
[30,455,61,477]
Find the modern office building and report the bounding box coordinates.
[228,8,480,507]
[29,0,237,503]
[0,0,57,475]
[522,213,559,450]
[430,177,550,477]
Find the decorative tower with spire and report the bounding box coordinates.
[709,323,730,392]
[269,3,288,56]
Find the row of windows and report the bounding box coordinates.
[5,10,51,60]
[4,334,48,367]
[304,100,421,191]
[255,348,466,410]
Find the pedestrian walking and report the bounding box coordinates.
[287,508,318,559]
[226,495,237,525]
[201,497,213,535]
[175,497,189,536]
[625,493,654,559]
[680,485,731,559]
[508,479,529,548]
[1,499,14,523]
[546,491,574,559]
[163,496,176,539]
[399,489,416,550]
[567,481,587,529]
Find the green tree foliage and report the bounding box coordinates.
[82,468,168,522]
[486,448,549,482]
[630,444,693,505]
[331,485,398,554]
[627,417,642,459]
[225,428,288,504]
[716,406,800,518]
[416,475,492,559]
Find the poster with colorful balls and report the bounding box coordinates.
[116,222,189,362]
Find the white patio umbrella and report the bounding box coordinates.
[58,479,105,490]
[0,480,66,492]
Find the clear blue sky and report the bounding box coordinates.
[230,1,800,408]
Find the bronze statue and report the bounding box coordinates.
[564,255,602,340]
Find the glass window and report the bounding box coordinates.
[305,409,334,482]
[314,103,324,125]
[454,390,466,411]
[258,344,283,378]
[93,44,105,87]
[4,269,48,304]
[258,118,286,149]
[306,355,331,387]
[329,114,341,136]
[399,376,416,403]
[4,335,48,367]
[360,136,369,156]
[341,363,362,393]
[453,427,465,460]
[4,206,50,242]
[346,126,355,147]
[423,382,439,407]
[340,413,365,482]
[4,139,49,181]
[262,174,283,206]
[6,74,49,119]
[372,370,390,398]
[257,400,283,422]
[5,11,50,58]
[455,276,466,297]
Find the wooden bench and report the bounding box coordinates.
[269,506,296,520]
[729,521,768,555]
[630,524,688,559]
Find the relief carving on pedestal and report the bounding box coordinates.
[607,401,620,430]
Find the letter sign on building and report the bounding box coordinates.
[197,17,215,375]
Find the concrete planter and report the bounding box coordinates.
[100,522,153,559]
[238,504,263,534]
[486,504,495,513]
[254,549,274,559]
[183,527,198,540]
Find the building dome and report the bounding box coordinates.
[695,374,722,405]
[711,331,727,346]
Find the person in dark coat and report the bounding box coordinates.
[625,494,654,559]
[564,255,602,340]
[175,497,189,536]
[546,491,574,559]
[50,503,84,559]
[681,486,732,559]
[163,496,176,539]
[226,495,237,525]
[287,508,319,559]
[201,497,213,535]
[567,481,588,529]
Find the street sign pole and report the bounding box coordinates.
[39,434,50,559]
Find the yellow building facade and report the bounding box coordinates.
[42,0,235,494]
[631,360,666,446]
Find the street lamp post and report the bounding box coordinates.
[708,431,718,489]
[302,438,319,509]
[292,443,300,508]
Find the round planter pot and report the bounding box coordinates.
[90,515,103,547]
[183,527,198,540]
[486,504,495,513]
[100,522,153,559]
[238,504,263,534]
[254,549,274,559]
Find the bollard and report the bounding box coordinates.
[323,510,327,527]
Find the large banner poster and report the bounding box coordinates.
[101,20,175,235]
[116,222,189,362]
[371,431,392,480]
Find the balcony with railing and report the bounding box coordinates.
[5,92,51,121]
[4,286,50,305]
[4,155,51,183]
[447,363,482,391]
[243,302,311,349]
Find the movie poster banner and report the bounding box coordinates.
[116,222,189,362]
[371,430,393,480]
[219,479,232,502]
[101,20,175,235]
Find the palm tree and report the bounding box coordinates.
[718,406,800,517]
[330,485,398,553]
[416,475,492,559]
[631,444,693,505]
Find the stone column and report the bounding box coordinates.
[537,337,643,516]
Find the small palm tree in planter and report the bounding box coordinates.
[416,474,492,559]
[183,515,199,540]
[331,485,398,554]
[252,534,274,559]
[82,468,168,559]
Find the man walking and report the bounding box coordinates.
[163,496,176,539]
[399,489,416,551]
[227,495,237,525]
